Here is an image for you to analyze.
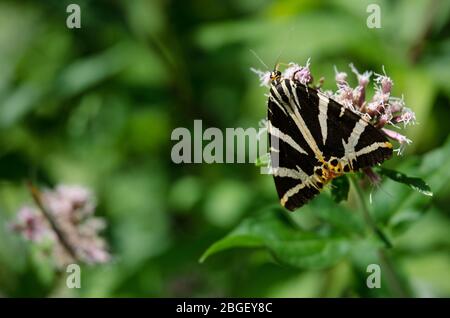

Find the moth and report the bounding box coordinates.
[267,69,393,211]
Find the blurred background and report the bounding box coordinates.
[0,0,449,297]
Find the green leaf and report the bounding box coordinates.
[372,137,450,234]
[200,206,350,269]
[0,84,44,128]
[376,167,433,197]
[199,235,264,263]
[308,196,365,236]
[331,175,350,203]
[55,44,130,97]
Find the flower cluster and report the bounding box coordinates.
[332,64,415,154]
[281,59,314,85]
[10,184,110,267]
[252,60,416,155]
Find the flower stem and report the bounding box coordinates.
[349,175,409,297]
[27,181,79,262]
[349,175,392,248]
[377,249,409,298]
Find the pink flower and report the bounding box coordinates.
[389,98,405,114]
[332,64,415,153]
[294,61,313,85]
[393,108,416,127]
[283,63,302,80]
[350,64,372,87]
[250,68,271,87]
[335,74,347,85]
[375,73,393,95]
[382,128,412,154]
[10,184,110,267]
[10,206,51,242]
[252,61,416,154]
[42,191,73,217]
[56,185,92,209]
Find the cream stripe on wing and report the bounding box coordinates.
[280,183,307,206]
[355,142,392,157]
[317,92,329,145]
[269,166,309,182]
[342,118,369,167]
[279,173,322,207]
[269,147,280,153]
[270,85,292,114]
[288,80,302,112]
[268,122,308,155]
[280,80,324,161]
[269,94,288,116]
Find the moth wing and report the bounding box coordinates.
[319,93,393,169]
[267,94,321,211]
[268,81,393,211]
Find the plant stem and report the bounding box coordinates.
[349,175,392,248]
[377,249,409,298]
[27,182,79,262]
[349,175,409,297]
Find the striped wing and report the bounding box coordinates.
[268,79,392,211]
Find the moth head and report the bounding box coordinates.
[270,64,282,83]
[270,70,281,81]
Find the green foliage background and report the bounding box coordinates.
[0,0,449,297]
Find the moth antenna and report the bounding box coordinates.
[250,49,269,70]
[273,25,294,70]
[273,51,283,71]
[273,48,287,71]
